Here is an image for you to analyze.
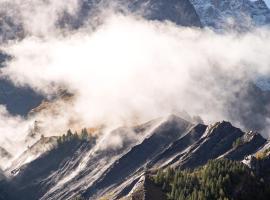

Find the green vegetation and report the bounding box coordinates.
[256,148,270,160]
[57,128,96,145]
[153,159,270,200]
[71,195,86,200]
[232,137,244,148]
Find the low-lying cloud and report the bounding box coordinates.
[0,0,80,37]
[0,1,270,160]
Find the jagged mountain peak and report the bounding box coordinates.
[244,130,265,141]
[1,115,270,200]
[203,121,237,137]
[0,0,202,43]
[161,114,191,127]
[123,174,166,200]
[0,147,12,169]
[0,147,11,159]
[190,0,270,29]
[6,136,58,176]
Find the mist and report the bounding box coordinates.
[1,1,270,160]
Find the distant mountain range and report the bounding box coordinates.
[0,51,43,116]
[191,0,270,29]
[1,0,270,43]
[1,1,270,200]
[0,0,270,116]
[51,0,270,31]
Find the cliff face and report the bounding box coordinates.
[126,0,202,27]
[190,0,270,29]
[0,78,43,116]
[1,115,269,200]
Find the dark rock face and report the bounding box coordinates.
[0,169,13,200]
[0,0,201,43]
[224,132,267,161]
[83,115,192,198]
[0,14,24,43]
[190,0,270,29]
[0,0,200,116]
[0,181,12,200]
[125,175,167,200]
[177,121,244,169]
[127,0,202,27]
[226,82,270,134]
[0,147,11,160]
[149,123,207,168]
[8,139,93,200]
[244,154,270,184]
[0,116,269,200]
[257,156,270,181]
[0,52,43,116]
[61,0,202,29]
[0,78,43,116]
[111,121,269,200]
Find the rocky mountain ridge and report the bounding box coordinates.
[0,115,269,200]
[0,1,270,200]
[190,0,270,29]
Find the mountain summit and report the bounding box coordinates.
[190,0,270,29]
[0,115,269,200]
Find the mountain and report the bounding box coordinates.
[38,0,270,30]
[0,0,202,116]
[105,118,270,200]
[65,0,203,28]
[117,0,202,27]
[0,13,24,43]
[1,114,270,200]
[0,147,12,169]
[1,2,270,199]
[224,82,270,133]
[0,78,44,116]
[72,0,202,27]
[0,147,11,160]
[58,0,204,33]
[190,0,270,29]
[7,136,58,175]
[0,52,44,116]
[152,159,270,200]
[256,77,270,91]
[1,0,270,45]
[82,115,192,198]
[0,0,202,44]
[0,0,270,116]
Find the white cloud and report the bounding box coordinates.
[0,0,80,37]
[3,15,270,127]
[1,2,270,159]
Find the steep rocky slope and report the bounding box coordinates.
[7,136,58,175]
[7,136,94,200]
[82,115,192,199]
[119,0,202,27]
[0,147,12,169]
[1,1,270,199]
[190,0,270,29]
[0,0,202,116]
[0,115,269,200]
[103,119,270,200]
[0,0,201,44]
[151,159,270,200]
[0,52,43,115]
[1,1,270,117]
[222,131,267,161]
